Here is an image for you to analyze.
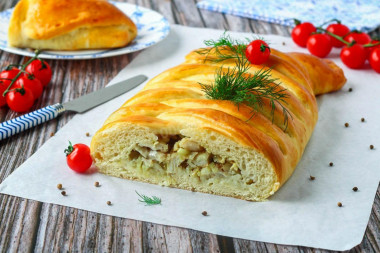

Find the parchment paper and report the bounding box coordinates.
[1,25,379,251]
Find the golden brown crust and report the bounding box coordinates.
[92,46,346,199]
[288,52,347,95]
[8,0,137,50]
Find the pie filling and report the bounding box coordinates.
[118,135,257,188]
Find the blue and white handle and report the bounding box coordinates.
[0,104,65,141]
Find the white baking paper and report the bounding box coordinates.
[0,25,379,251]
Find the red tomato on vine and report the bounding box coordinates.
[344,32,371,45]
[307,33,332,58]
[340,44,367,69]
[14,75,43,100]
[0,79,11,107]
[326,23,350,48]
[291,22,316,47]
[369,48,380,73]
[5,87,35,112]
[25,59,52,87]
[0,68,20,80]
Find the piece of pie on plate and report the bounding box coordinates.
[8,0,137,50]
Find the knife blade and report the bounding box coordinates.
[0,74,147,141]
[63,74,147,113]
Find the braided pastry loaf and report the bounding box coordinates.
[91,47,346,201]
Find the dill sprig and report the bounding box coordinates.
[136,191,161,205]
[197,33,291,129]
[196,33,250,62]
[200,56,291,128]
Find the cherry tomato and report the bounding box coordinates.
[0,67,20,80]
[0,79,12,107]
[369,48,380,73]
[25,59,52,87]
[367,40,380,54]
[344,32,371,45]
[326,23,350,48]
[14,75,43,100]
[245,40,271,65]
[340,44,366,69]
[291,22,316,47]
[306,33,332,58]
[5,87,34,112]
[64,142,93,173]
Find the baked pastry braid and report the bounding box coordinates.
[91,47,346,201]
[8,0,137,50]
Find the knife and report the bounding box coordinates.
[0,74,147,141]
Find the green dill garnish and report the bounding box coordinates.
[196,33,249,62]
[197,33,291,129]
[136,191,161,205]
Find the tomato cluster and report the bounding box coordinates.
[291,20,380,73]
[0,53,52,112]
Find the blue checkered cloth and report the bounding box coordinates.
[197,0,380,32]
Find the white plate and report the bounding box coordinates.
[0,2,170,60]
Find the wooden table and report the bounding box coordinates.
[1,1,379,252]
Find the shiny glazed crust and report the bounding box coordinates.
[8,0,137,50]
[91,47,346,201]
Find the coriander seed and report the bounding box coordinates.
[202,211,208,216]
[50,132,55,137]
[94,181,100,187]
[329,162,334,167]
[61,191,67,196]
[107,201,111,205]
[86,132,90,137]
[344,123,349,127]
[337,202,342,207]
[353,187,358,192]
[57,184,63,190]
[370,145,374,150]
[361,118,365,122]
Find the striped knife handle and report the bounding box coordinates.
[0,103,65,141]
